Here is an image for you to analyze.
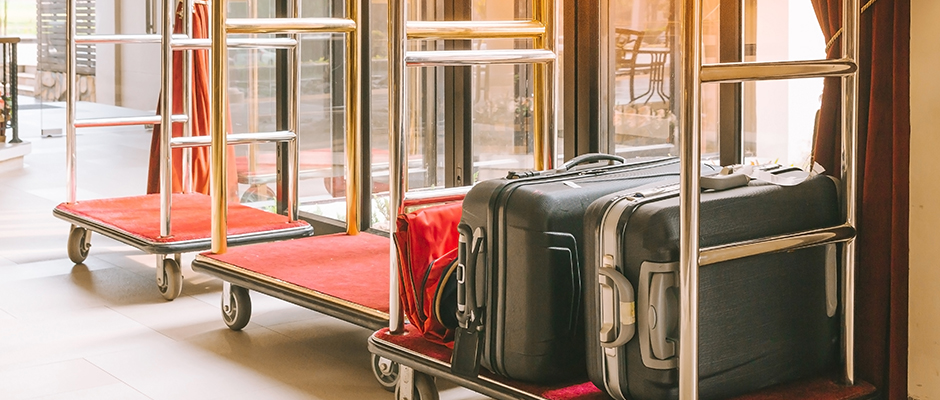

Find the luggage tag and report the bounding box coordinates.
[452,225,486,378]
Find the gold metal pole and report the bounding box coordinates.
[210,0,229,253]
[677,0,703,397]
[248,0,259,184]
[345,0,362,235]
[531,0,555,170]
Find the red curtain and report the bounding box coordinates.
[147,2,239,200]
[810,1,909,399]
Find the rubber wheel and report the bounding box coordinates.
[67,226,91,264]
[240,184,276,203]
[157,257,183,301]
[222,285,252,331]
[395,372,438,400]
[371,354,400,392]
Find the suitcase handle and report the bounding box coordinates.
[648,272,678,360]
[453,224,486,379]
[700,173,750,191]
[598,267,636,348]
[456,224,485,328]
[563,153,627,171]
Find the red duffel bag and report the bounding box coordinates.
[393,199,462,346]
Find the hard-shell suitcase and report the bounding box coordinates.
[450,154,718,383]
[583,171,842,400]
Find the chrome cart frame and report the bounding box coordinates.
[370,0,866,398]
[55,0,310,300]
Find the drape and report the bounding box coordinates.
[810,1,910,399]
[146,1,239,200]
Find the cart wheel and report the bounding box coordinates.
[395,372,438,400]
[371,354,400,392]
[157,257,183,301]
[240,184,276,203]
[222,285,251,331]
[67,226,91,264]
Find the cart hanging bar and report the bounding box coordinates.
[210,1,362,253]
[405,50,556,66]
[387,0,558,334]
[698,224,857,267]
[75,35,298,49]
[700,59,857,83]
[676,0,860,397]
[74,34,190,44]
[173,38,299,49]
[74,114,189,128]
[406,20,545,40]
[226,18,356,34]
[171,131,296,149]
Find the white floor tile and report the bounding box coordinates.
[0,359,121,400]
[0,306,176,371]
[0,264,172,318]
[32,383,153,400]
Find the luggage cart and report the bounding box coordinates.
[189,0,559,393]
[52,0,312,301]
[368,0,880,400]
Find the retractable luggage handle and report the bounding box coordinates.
[452,223,486,378]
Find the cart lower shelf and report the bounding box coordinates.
[53,193,313,300]
[191,231,391,330]
[368,325,878,400]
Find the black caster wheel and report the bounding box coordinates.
[67,225,91,264]
[371,353,400,392]
[157,255,183,301]
[222,284,252,331]
[395,370,438,400]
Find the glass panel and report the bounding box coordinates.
[608,0,720,159]
[606,0,825,166]
[741,0,826,167]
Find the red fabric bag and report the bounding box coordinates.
[393,200,463,346]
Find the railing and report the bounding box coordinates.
[64,0,301,239]
[386,0,559,334]
[675,0,860,397]
[207,0,361,252]
[0,36,19,144]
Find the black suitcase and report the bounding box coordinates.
[583,171,842,400]
[450,154,718,383]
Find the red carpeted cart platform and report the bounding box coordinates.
[190,231,392,331]
[367,325,878,400]
[53,193,312,300]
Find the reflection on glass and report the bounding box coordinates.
[608,0,720,158]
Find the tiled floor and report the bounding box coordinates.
[0,101,486,400]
